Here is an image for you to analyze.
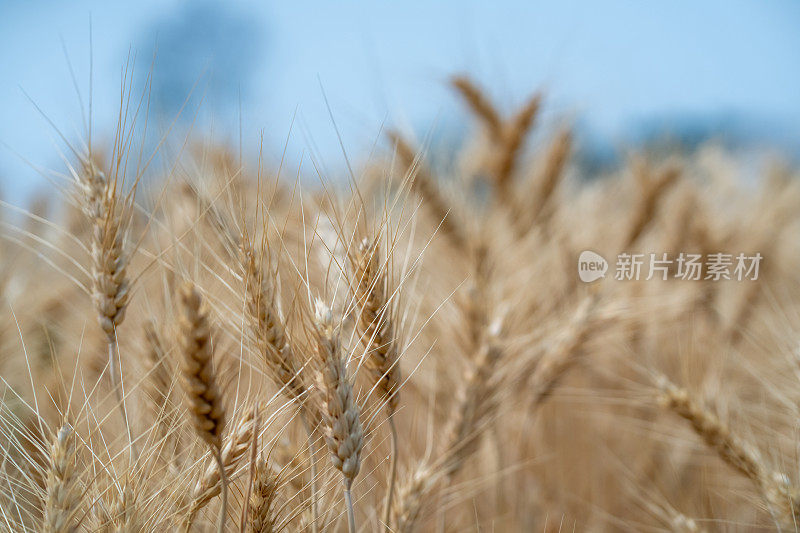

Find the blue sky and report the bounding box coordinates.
[1,1,799,203]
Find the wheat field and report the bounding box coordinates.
[1,74,799,532]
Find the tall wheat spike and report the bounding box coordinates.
[314,300,364,533]
[42,425,80,533]
[77,159,134,454]
[350,237,402,530]
[386,129,468,250]
[178,283,228,533]
[249,459,280,533]
[239,240,320,531]
[657,376,800,528]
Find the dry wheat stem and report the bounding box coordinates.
[314,300,363,533]
[178,283,228,533]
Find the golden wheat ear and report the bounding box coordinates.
[240,241,311,411]
[76,159,136,456]
[43,425,81,533]
[313,299,363,533]
[350,236,403,530]
[386,129,469,250]
[178,283,225,450]
[450,75,504,140]
[80,162,131,343]
[351,237,401,414]
[249,458,280,533]
[177,282,229,533]
[239,237,323,532]
[494,91,542,195]
[656,375,800,527]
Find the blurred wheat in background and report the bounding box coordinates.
[1,70,799,532]
[2,3,800,531]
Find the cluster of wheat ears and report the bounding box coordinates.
[1,74,799,532]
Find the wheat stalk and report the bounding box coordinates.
[77,159,134,456]
[313,300,364,533]
[350,237,402,530]
[657,376,800,528]
[239,241,320,531]
[178,282,228,533]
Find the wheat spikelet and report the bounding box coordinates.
[657,376,763,481]
[178,283,226,451]
[351,238,401,413]
[624,162,680,249]
[456,243,490,358]
[386,129,468,250]
[42,425,81,533]
[350,237,403,530]
[393,466,438,533]
[178,282,230,533]
[78,161,130,342]
[314,299,363,532]
[657,376,800,527]
[392,318,506,531]
[240,240,322,531]
[107,481,143,533]
[494,92,542,192]
[525,295,603,409]
[450,75,503,140]
[441,320,504,478]
[507,127,572,238]
[249,459,279,533]
[189,407,256,514]
[314,300,363,485]
[240,243,311,408]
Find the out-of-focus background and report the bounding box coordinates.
[1,0,799,203]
